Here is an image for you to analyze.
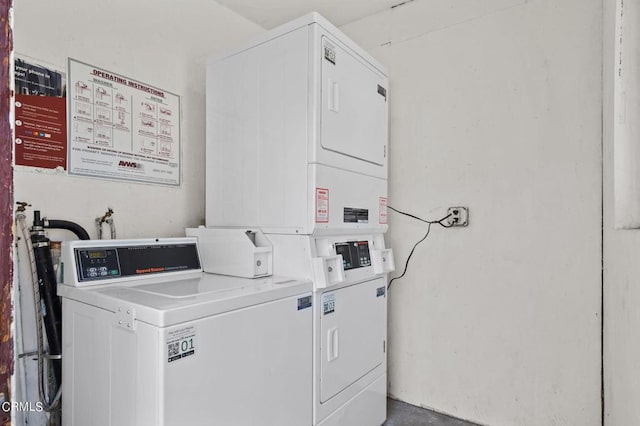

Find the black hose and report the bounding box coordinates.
[31,211,62,387]
[44,219,90,240]
[30,212,89,388]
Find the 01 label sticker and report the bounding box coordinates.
[166,325,196,363]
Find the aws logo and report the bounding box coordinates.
[118,160,143,170]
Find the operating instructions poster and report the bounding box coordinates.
[68,58,181,185]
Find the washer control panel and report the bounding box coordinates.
[76,248,120,280]
[73,240,201,283]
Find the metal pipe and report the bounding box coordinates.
[96,208,114,240]
[96,218,103,240]
[107,217,116,239]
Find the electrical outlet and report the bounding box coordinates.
[446,207,469,227]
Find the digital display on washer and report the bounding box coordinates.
[75,243,201,282]
[335,241,371,270]
[88,250,107,259]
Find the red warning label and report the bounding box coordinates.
[316,188,329,223]
[379,197,388,224]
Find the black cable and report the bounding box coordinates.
[388,205,452,228]
[387,223,432,290]
[386,207,453,290]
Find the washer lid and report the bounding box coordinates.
[58,273,312,327]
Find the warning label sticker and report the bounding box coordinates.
[166,325,196,363]
[379,197,388,224]
[316,188,329,223]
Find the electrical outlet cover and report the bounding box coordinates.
[446,207,469,227]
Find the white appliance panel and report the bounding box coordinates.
[205,14,388,234]
[186,227,273,278]
[320,35,388,167]
[62,293,312,426]
[163,295,312,425]
[317,374,387,426]
[309,164,388,234]
[206,26,309,231]
[63,300,162,426]
[206,50,260,228]
[64,303,111,425]
[320,278,386,402]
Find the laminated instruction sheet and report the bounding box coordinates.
[68,58,181,185]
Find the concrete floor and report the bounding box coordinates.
[384,399,480,426]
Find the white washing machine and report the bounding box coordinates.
[57,238,313,426]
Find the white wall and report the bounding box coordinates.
[12,1,263,424]
[11,1,608,424]
[13,0,263,238]
[604,0,640,425]
[611,0,640,230]
[342,0,603,425]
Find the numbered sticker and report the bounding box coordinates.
[322,293,336,315]
[298,295,312,310]
[166,325,196,363]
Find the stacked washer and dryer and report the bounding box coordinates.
[194,12,396,426]
[58,12,393,426]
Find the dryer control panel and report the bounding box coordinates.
[335,241,371,271]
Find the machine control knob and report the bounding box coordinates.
[256,260,262,267]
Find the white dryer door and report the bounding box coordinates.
[320,278,386,402]
[320,35,388,167]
